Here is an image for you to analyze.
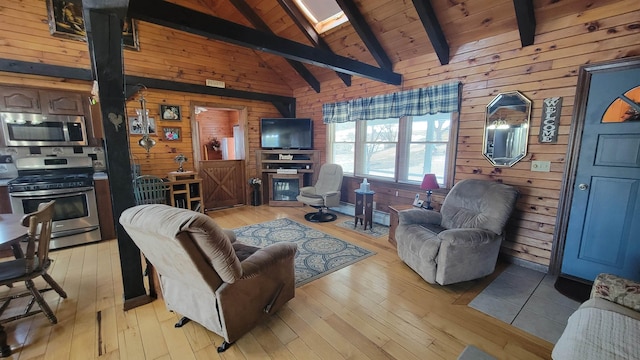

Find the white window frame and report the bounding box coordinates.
[327,113,458,187]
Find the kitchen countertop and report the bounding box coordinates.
[0,179,11,186]
[93,172,108,180]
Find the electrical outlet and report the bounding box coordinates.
[531,160,551,172]
[395,190,399,196]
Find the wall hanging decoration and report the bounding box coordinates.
[160,105,181,120]
[47,0,140,50]
[163,127,181,141]
[539,97,562,143]
[482,91,531,167]
[128,115,156,135]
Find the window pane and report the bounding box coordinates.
[365,143,396,179]
[407,143,447,182]
[334,122,355,142]
[410,114,450,142]
[365,118,398,142]
[333,143,354,174]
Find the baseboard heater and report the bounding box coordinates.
[330,202,391,226]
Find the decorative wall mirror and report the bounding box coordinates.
[483,91,532,167]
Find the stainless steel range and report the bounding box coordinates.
[8,156,101,249]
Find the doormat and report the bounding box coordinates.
[554,275,591,303]
[336,219,389,238]
[233,218,375,287]
[457,345,496,360]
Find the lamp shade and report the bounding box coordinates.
[420,174,439,190]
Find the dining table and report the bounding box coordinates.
[0,213,27,357]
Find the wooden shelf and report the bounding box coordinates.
[168,178,203,213]
[256,149,320,206]
[268,173,304,207]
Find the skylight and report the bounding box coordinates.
[294,0,348,34]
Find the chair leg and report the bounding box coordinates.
[42,273,67,298]
[25,280,57,324]
[217,341,233,352]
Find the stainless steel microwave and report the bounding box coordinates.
[0,112,88,147]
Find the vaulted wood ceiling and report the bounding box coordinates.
[128,0,622,92]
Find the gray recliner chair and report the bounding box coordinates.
[296,163,343,222]
[395,179,518,285]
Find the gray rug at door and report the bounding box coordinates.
[457,345,496,360]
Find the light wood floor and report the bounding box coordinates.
[0,205,554,359]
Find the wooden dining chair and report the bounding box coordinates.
[0,200,67,324]
[133,175,169,205]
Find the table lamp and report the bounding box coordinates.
[420,174,439,210]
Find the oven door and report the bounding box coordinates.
[9,187,100,239]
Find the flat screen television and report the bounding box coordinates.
[260,118,313,150]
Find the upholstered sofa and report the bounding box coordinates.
[120,204,297,352]
[395,179,518,285]
[553,273,640,360]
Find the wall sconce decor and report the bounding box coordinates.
[420,173,440,210]
[134,85,156,157]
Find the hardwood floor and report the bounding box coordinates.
[0,205,554,359]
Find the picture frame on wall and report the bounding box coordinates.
[47,0,140,50]
[160,105,181,120]
[128,117,157,135]
[163,127,181,141]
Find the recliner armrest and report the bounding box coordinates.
[239,242,297,279]
[438,228,498,245]
[299,186,322,198]
[398,208,442,226]
[322,191,339,198]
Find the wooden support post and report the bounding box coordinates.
[84,7,151,310]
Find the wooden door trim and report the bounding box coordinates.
[550,56,640,275]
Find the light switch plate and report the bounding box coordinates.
[531,160,551,172]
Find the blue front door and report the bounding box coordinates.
[561,63,640,282]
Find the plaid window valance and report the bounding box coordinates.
[322,81,461,124]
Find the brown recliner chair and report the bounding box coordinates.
[119,204,297,352]
[396,179,518,285]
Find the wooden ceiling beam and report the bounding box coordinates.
[335,0,392,70]
[128,0,401,85]
[277,0,351,87]
[228,0,321,93]
[0,58,295,117]
[513,0,536,47]
[411,0,449,65]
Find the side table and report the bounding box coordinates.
[388,204,415,247]
[354,189,375,230]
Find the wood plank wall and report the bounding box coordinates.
[0,0,287,182]
[293,4,640,267]
[1,0,639,268]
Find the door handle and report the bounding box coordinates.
[578,183,588,191]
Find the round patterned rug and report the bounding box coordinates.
[233,218,375,286]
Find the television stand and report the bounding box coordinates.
[256,149,320,206]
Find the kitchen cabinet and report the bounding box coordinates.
[0,85,102,144]
[95,179,116,240]
[0,186,11,214]
[0,86,41,113]
[0,86,85,115]
[87,100,104,145]
[41,90,84,115]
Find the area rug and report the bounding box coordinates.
[233,218,375,287]
[457,345,496,360]
[336,219,389,238]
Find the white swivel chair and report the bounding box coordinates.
[296,164,343,222]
